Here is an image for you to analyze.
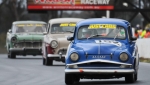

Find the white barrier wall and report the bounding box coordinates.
[136,38,150,58]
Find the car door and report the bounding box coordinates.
[127,26,136,56]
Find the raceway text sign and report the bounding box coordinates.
[27,0,114,10]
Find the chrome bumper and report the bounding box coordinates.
[65,69,135,74]
[10,48,42,52]
[47,54,65,58]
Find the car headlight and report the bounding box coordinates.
[70,53,79,62]
[50,40,58,48]
[120,53,129,62]
[11,37,17,43]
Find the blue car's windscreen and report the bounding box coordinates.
[77,24,126,39]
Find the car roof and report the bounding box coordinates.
[13,21,47,25]
[48,18,84,24]
[76,18,130,28]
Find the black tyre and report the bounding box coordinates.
[62,60,65,63]
[44,45,53,66]
[10,52,16,59]
[43,58,45,65]
[8,55,10,58]
[8,51,10,58]
[74,77,80,83]
[125,73,135,83]
[134,73,138,81]
[65,74,74,85]
[45,57,53,66]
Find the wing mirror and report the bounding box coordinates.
[8,29,12,33]
[67,36,74,41]
[43,32,47,35]
[131,36,137,41]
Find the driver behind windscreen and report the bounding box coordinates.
[81,28,92,38]
[34,26,43,32]
[53,27,64,33]
[16,27,25,33]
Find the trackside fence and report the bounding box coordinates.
[136,38,150,58]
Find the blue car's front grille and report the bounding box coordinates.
[86,55,112,60]
[77,62,121,68]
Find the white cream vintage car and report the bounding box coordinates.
[42,18,84,65]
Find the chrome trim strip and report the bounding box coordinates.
[67,59,132,66]
[69,67,122,69]
[65,69,134,73]
[47,54,65,57]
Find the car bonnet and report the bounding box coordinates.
[76,39,124,55]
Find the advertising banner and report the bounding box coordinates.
[27,0,114,10]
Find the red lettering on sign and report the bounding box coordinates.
[34,0,40,3]
[46,0,52,2]
[34,0,75,4]
[38,0,45,3]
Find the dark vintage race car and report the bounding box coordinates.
[65,18,139,84]
[6,21,47,58]
[42,18,84,66]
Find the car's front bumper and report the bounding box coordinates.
[9,48,42,55]
[48,54,65,58]
[65,69,134,74]
[10,48,42,52]
[47,54,65,62]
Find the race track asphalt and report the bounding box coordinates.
[0,54,149,85]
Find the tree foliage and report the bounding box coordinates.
[0,0,50,33]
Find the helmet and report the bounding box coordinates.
[136,24,140,28]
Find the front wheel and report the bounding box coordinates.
[10,52,16,59]
[125,73,136,83]
[134,72,138,81]
[74,77,80,83]
[65,74,74,85]
[45,57,53,66]
[8,51,10,58]
[43,58,45,65]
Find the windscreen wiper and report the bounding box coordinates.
[65,31,74,33]
[87,34,103,39]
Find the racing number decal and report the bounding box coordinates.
[16,24,44,27]
[88,24,116,29]
[60,23,76,27]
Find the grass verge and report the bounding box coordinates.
[140,57,150,63]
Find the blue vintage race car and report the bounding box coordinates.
[65,18,139,84]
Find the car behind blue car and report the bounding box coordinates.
[65,18,139,85]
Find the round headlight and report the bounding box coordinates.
[11,37,17,43]
[70,53,79,62]
[50,40,58,48]
[120,53,129,62]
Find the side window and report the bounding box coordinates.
[128,26,132,40]
[47,23,50,33]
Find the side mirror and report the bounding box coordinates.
[67,36,74,41]
[131,37,137,41]
[8,29,12,33]
[43,32,47,35]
